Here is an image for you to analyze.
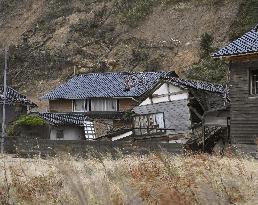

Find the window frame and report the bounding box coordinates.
[133,112,166,136]
[91,98,118,112]
[73,98,119,112]
[249,68,258,96]
[73,99,90,112]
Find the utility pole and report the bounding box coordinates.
[1,47,8,154]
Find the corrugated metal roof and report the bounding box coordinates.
[212,25,258,58]
[0,86,37,107]
[166,77,226,93]
[41,71,177,100]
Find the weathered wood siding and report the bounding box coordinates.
[49,100,73,112]
[118,99,139,112]
[230,60,258,139]
[0,104,27,127]
[49,98,137,113]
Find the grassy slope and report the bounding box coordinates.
[0,153,257,205]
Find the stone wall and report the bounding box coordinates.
[4,138,184,157]
[94,119,114,137]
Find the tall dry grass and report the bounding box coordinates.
[0,152,257,205]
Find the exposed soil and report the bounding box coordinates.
[0,0,241,109]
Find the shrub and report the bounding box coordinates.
[14,115,46,126]
[144,58,161,72]
[186,33,227,84]
[200,33,214,59]
[186,57,227,84]
[7,115,46,136]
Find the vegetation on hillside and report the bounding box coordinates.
[186,33,227,84]
[115,0,226,27]
[230,0,258,40]
[0,153,257,204]
[1,0,257,100]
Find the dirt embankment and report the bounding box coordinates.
[0,0,240,109]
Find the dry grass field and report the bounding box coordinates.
[0,152,257,205]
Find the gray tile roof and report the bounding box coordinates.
[38,112,89,126]
[166,77,226,93]
[164,78,227,111]
[41,71,177,100]
[0,86,37,107]
[212,25,258,58]
[39,112,96,139]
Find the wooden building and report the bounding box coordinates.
[213,24,258,155]
[40,71,177,140]
[0,86,36,130]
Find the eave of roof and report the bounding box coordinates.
[41,71,178,100]
[38,111,126,126]
[0,86,37,107]
[38,112,89,126]
[164,77,226,94]
[212,24,258,58]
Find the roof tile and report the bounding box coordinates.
[212,25,258,57]
[41,72,177,100]
[0,86,36,107]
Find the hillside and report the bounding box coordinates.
[0,0,257,108]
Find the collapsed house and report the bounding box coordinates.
[0,86,36,130]
[40,71,177,140]
[132,77,226,143]
[212,24,258,156]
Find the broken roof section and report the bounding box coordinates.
[0,86,37,107]
[162,77,227,111]
[41,71,177,100]
[212,24,258,58]
[165,77,226,94]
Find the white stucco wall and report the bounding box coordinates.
[50,126,85,140]
[140,82,188,106]
[153,83,182,95]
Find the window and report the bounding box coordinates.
[91,99,118,111]
[56,129,64,139]
[73,100,89,112]
[133,113,165,136]
[73,99,118,112]
[250,69,258,95]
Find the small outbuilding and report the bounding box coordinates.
[0,86,36,130]
[39,113,95,140]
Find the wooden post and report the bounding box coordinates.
[202,119,205,152]
[1,47,8,154]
